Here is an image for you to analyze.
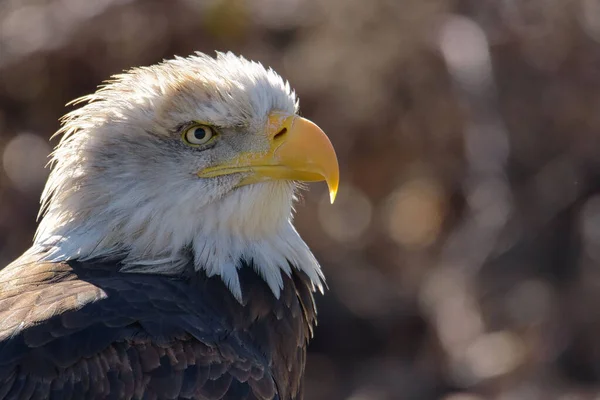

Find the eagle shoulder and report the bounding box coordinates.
[0,252,316,399]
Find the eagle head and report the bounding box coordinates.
[33,52,339,301]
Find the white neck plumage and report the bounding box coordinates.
[32,180,324,303]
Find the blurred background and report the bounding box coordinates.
[3,0,600,399]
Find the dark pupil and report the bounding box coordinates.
[193,127,206,140]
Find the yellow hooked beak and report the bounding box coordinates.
[198,113,339,203]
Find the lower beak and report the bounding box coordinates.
[197,113,339,203]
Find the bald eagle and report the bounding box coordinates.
[0,52,339,399]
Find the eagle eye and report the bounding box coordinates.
[182,124,215,146]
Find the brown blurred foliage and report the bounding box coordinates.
[3,0,600,399]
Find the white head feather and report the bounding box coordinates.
[32,52,324,301]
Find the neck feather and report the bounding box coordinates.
[32,181,324,302]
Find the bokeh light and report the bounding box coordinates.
[464,331,524,380]
[385,177,445,249]
[3,133,50,193]
[318,184,372,245]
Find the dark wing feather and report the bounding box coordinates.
[0,253,316,399]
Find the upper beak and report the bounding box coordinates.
[198,113,339,203]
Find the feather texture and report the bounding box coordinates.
[31,52,324,301]
[0,252,316,399]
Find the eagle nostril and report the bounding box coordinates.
[273,128,287,140]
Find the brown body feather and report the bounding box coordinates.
[0,253,316,399]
